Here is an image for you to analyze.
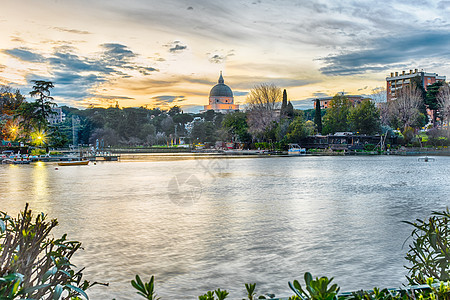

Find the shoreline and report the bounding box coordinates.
[113,147,450,157]
[3,148,449,165]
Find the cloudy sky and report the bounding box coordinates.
[1,0,450,111]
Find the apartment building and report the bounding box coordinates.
[386,69,446,101]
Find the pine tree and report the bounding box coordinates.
[29,80,56,130]
[314,99,322,134]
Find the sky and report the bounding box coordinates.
[1,0,450,112]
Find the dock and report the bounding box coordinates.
[29,152,120,162]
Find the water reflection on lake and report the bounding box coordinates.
[0,155,449,299]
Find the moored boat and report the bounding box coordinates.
[2,159,31,164]
[418,156,435,162]
[288,143,306,155]
[57,160,90,166]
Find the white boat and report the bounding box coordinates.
[418,156,435,162]
[1,151,31,164]
[288,144,306,155]
[2,158,31,164]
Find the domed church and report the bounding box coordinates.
[203,72,239,113]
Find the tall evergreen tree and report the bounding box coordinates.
[29,80,56,130]
[314,99,322,134]
[281,89,288,118]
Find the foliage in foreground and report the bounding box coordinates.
[131,275,159,300]
[0,204,101,299]
[131,272,450,300]
[1,205,449,299]
[404,207,450,284]
[292,272,339,300]
[131,208,450,299]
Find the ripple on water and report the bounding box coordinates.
[0,156,449,299]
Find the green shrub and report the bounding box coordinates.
[364,144,376,151]
[30,149,46,156]
[0,204,99,299]
[404,207,450,284]
[131,275,159,300]
[412,140,422,147]
[292,272,339,300]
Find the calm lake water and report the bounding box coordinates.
[1,155,449,299]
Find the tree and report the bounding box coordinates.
[47,125,69,147]
[322,94,352,134]
[190,120,217,144]
[1,86,26,141]
[172,113,194,126]
[348,100,381,135]
[425,81,444,125]
[280,89,287,118]
[15,102,38,141]
[437,82,450,126]
[314,99,322,134]
[168,105,181,116]
[89,127,120,146]
[304,120,315,136]
[370,87,387,104]
[0,86,25,115]
[285,115,311,143]
[411,75,427,103]
[161,116,174,135]
[204,110,216,122]
[286,101,294,119]
[392,84,424,130]
[13,81,56,145]
[28,80,56,130]
[222,111,252,144]
[276,119,290,142]
[246,83,281,141]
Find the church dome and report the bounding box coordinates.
[209,72,233,97]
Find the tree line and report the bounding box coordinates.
[1,79,450,150]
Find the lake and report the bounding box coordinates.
[0,154,449,299]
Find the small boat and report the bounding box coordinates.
[418,156,435,162]
[288,144,306,155]
[58,160,90,166]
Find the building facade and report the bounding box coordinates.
[386,69,446,101]
[312,93,370,109]
[47,107,66,125]
[203,72,239,113]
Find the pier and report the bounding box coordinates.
[29,152,120,162]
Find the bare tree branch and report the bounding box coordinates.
[437,83,450,126]
[245,83,281,141]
